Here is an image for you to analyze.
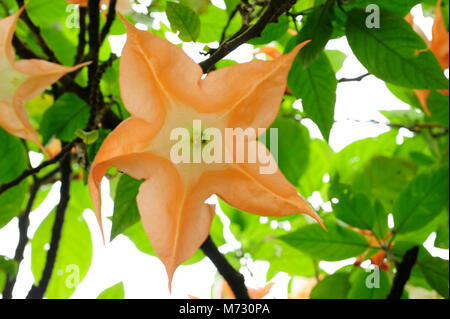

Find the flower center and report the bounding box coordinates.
[0,54,25,103]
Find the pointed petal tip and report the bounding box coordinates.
[117,12,133,31]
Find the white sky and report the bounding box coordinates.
[0,2,448,299]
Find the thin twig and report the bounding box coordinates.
[26,153,72,299]
[0,142,75,197]
[2,180,39,299]
[87,0,102,129]
[387,246,419,299]
[338,72,371,83]
[200,236,250,299]
[74,7,87,65]
[100,0,117,44]
[16,0,59,63]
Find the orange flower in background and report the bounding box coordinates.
[406,0,449,116]
[0,8,89,157]
[88,17,322,289]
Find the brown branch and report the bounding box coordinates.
[200,236,250,299]
[74,7,87,64]
[199,0,297,73]
[87,0,102,129]
[16,0,59,63]
[387,246,419,299]
[2,180,39,299]
[100,0,117,44]
[26,153,72,299]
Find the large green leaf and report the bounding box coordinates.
[393,166,449,234]
[261,116,310,186]
[166,1,201,42]
[417,248,449,299]
[197,4,240,43]
[329,178,375,231]
[278,222,369,261]
[427,91,449,127]
[0,128,28,228]
[352,156,417,210]
[310,273,351,299]
[31,203,93,298]
[298,138,334,198]
[347,267,390,299]
[331,130,398,184]
[288,52,337,141]
[290,4,334,68]
[97,282,125,299]
[110,174,143,240]
[346,9,448,90]
[40,93,90,145]
[344,0,421,16]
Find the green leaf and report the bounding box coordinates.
[330,178,374,230]
[288,52,337,141]
[290,4,334,68]
[249,15,289,45]
[344,0,421,16]
[198,5,240,43]
[31,204,93,298]
[435,214,449,249]
[260,116,310,186]
[380,109,424,126]
[346,9,448,89]
[111,174,143,240]
[0,127,28,184]
[40,93,90,145]
[166,2,201,42]
[393,166,449,234]
[264,241,316,280]
[325,49,347,73]
[372,200,389,241]
[331,130,398,184]
[97,282,125,299]
[0,128,28,228]
[310,273,351,299]
[427,91,449,127]
[347,267,390,299]
[278,222,369,261]
[416,248,449,299]
[298,139,335,198]
[352,156,417,210]
[0,180,27,229]
[75,129,99,145]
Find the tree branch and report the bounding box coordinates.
[26,153,72,299]
[199,0,297,72]
[74,7,87,65]
[338,72,371,83]
[16,0,59,63]
[100,0,117,44]
[200,236,250,299]
[0,141,74,197]
[87,0,102,129]
[2,180,39,299]
[387,246,419,299]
